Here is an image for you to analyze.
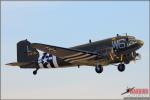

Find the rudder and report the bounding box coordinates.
[17,39,39,68]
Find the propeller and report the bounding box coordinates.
[135,53,141,60]
[107,47,115,61]
[119,54,123,62]
[109,52,114,61]
[131,52,141,64]
[131,52,136,63]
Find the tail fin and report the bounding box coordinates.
[16,39,39,68]
[17,39,39,62]
[6,39,39,68]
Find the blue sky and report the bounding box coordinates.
[1,1,149,99]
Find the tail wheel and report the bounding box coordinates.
[33,68,39,75]
[118,64,125,72]
[33,70,37,75]
[95,65,103,73]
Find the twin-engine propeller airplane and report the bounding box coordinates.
[6,34,144,75]
[121,87,135,95]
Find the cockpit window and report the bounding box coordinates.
[128,37,136,46]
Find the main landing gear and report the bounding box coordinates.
[95,64,125,74]
[95,65,103,74]
[33,68,39,75]
[118,64,125,72]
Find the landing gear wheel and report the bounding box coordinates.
[33,70,37,75]
[33,68,39,75]
[95,65,103,73]
[118,64,125,72]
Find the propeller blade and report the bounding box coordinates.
[109,52,114,61]
[120,54,123,62]
[131,52,141,64]
[131,52,136,64]
[136,53,141,59]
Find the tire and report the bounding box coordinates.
[95,65,103,73]
[118,64,125,72]
[33,70,37,75]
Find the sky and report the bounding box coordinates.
[1,1,149,99]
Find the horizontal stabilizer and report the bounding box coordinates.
[5,62,32,66]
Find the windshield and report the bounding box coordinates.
[127,36,136,46]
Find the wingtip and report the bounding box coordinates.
[5,63,10,65]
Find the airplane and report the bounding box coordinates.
[6,34,144,75]
[121,87,135,95]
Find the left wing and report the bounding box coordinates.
[31,43,103,65]
[5,62,32,66]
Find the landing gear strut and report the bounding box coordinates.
[124,59,130,64]
[118,64,125,72]
[33,68,39,75]
[95,65,103,73]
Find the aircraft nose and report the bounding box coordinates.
[137,39,144,47]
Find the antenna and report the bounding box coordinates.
[117,34,119,37]
[89,39,92,44]
[121,33,128,36]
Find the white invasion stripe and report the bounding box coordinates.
[47,63,51,68]
[39,63,44,68]
[49,57,53,59]
[63,52,83,59]
[38,51,44,68]
[52,56,59,67]
[64,54,91,61]
[69,55,96,63]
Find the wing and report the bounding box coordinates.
[31,43,103,65]
[5,62,32,66]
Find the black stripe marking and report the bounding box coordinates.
[49,54,53,57]
[46,54,55,68]
[49,60,55,68]
[41,60,48,68]
[43,62,48,68]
